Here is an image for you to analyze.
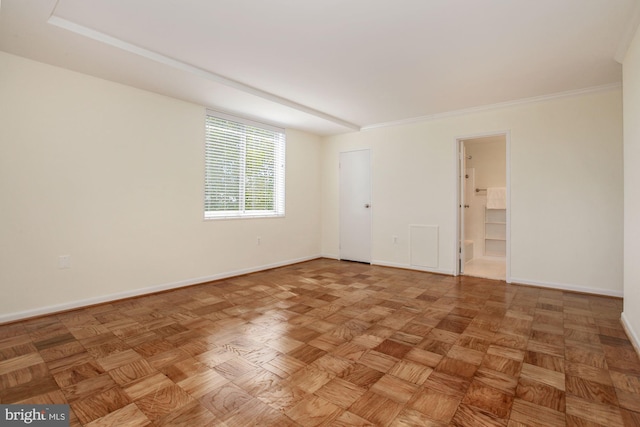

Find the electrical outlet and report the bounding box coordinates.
[58,255,71,269]
[393,235,398,244]
[257,236,261,245]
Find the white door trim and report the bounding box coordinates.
[454,131,511,283]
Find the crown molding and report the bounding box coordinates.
[361,83,622,132]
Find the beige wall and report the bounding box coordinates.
[0,52,322,321]
[466,136,507,190]
[321,90,623,295]
[0,49,627,322]
[623,25,640,348]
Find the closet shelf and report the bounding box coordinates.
[484,207,506,257]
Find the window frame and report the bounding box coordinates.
[204,110,286,220]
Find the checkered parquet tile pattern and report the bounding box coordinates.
[1,258,639,426]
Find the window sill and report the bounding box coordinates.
[204,213,285,221]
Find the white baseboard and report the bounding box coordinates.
[621,312,640,358]
[372,259,455,276]
[0,255,321,324]
[509,277,623,298]
[6,256,621,324]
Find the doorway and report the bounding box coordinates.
[457,134,509,281]
[339,149,372,263]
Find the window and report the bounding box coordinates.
[205,110,285,219]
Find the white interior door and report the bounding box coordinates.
[340,150,371,263]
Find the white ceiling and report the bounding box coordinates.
[1,0,639,135]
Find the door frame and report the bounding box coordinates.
[454,131,511,282]
[339,149,372,263]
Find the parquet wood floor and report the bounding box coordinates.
[1,258,639,426]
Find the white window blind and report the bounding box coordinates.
[205,111,285,219]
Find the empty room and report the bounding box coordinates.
[1,0,640,426]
